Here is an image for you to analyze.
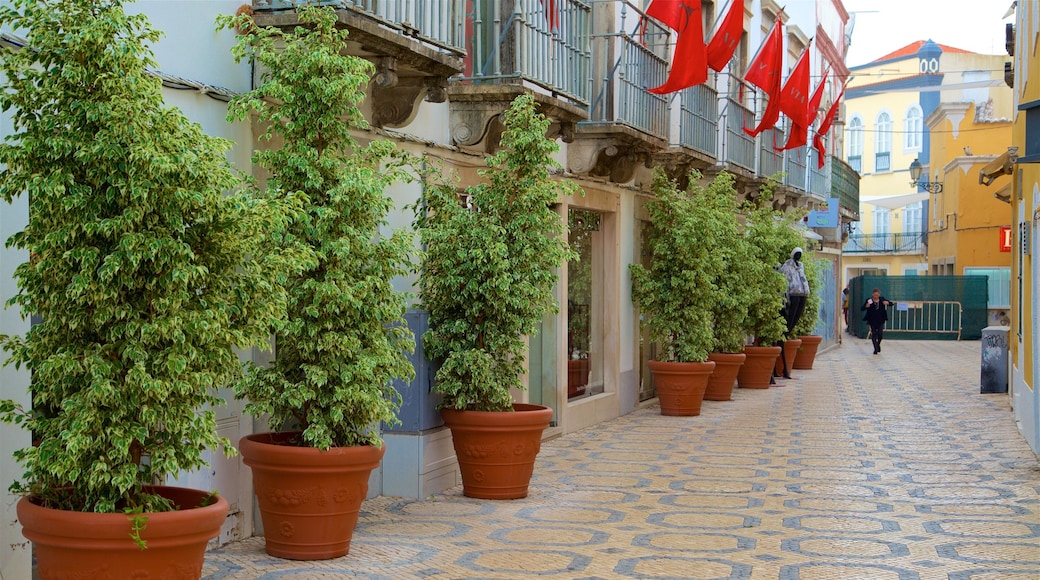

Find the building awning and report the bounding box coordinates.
[861,192,930,210]
[980,147,1018,186]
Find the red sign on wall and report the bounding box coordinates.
[1000,226,1013,252]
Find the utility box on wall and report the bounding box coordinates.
[981,326,1010,394]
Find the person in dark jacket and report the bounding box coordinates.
[861,288,893,355]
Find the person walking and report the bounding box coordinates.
[861,288,892,355]
[842,286,850,332]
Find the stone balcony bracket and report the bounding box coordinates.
[447,84,586,154]
[569,124,666,185]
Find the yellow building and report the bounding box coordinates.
[924,101,1014,326]
[1007,2,1040,453]
[843,41,1012,282]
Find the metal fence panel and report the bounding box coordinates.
[679,84,718,157]
[848,275,989,340]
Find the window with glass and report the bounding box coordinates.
[904,105,922,150]
[904,201,923,233]
[567,209,604,401]
[873,207,890,235]
[875,112,892,172]
[847,115,863,171]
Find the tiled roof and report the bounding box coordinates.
[871,40,972,63]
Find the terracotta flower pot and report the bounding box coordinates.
[567,358,589,398]
[17,485,227,580]
[774,338,803,379]
[239,432,384,560]
[705,352,747,401]
[441,403,554,499]
[793,335,823,369]
[648,359,716,416]
[737,346,782,389]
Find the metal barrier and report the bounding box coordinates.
[886,301,963,340]
[722,96,755,171]
[784,144,807,191]
[759,125,784,179]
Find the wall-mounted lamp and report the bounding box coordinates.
[909,159,943,193]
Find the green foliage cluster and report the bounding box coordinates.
[630,170,732,363]
[741,180,806,345]
[0,0,301,512]
[416,94,578,411]
[222,7,414,449]
[792,253,826,337]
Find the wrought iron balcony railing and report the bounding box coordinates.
[467,0,591,105]
[843,232,926,254]
[809,153,829,199]
[679,84,718,157]
[875,151,891,173]
[585,3,668,136]
[759,125,784,179]
[255,0,466,53]
[784,144,807,192]
[848,155,862,173]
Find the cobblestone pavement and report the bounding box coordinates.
[203,340,1040,579]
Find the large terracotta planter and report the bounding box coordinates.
[648,359,716,416]
[567,358,589,398]
[239,432,384,560]
[18,485,227,580]
[773,338,803,378]
[705,353,746,401]
[441,403,554,499]
[793,335,823,369]
[737,346,782,389]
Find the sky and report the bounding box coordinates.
[843,0,1014,67]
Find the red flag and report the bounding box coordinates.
[647,0,685,31]
[778,45,812,128]
[649,0,708,94]
[813,88,844,168]
[743,16,784,136]
[541,0,558,31]
[806,69,828,126]
[779,120,807,151]
[707,0,744,72]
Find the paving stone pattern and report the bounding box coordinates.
[204,340,1040,579]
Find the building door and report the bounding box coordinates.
[567,209,605,402]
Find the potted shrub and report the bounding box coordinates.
[630,169,724,416]
[221,6,415,559]
[700,172,757,402]
[416,94,577,500]
[0,0,302,576]
[793,252,826,369]
[737,181,802,388]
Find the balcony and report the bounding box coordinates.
[252,0,465,128]
[721,95,756,173]
[570,2,668,183]
[848,155,862,173]
[843,232,926,254]
[678,84,718,159]
[831,156,861,220]
[783,145,807,192]
[759,126,785,179]
[875,151,891,172]
[809,154,829,200]
[450,0,591,151]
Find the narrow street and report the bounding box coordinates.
[204,340,1040,579]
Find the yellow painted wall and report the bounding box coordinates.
[925,103,1013,274]
[1012,0,1038,390]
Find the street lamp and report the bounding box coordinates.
[909,159,943,193]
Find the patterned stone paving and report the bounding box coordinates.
[203,340,1040,579]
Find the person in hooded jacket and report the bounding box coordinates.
[775,247,810,378]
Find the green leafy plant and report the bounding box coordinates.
[0,0,301,513]
[630,169,731,363]
[416,94,578,412]
[792,252,825,337]
[742,180,805,345]
[700,172,758,354]
[221,6,415,449]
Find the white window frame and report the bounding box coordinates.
[873,207,890,235]
[904,105,923,151]
[904,201,923,234]
[875,111,892,154]
[847,115,864,158]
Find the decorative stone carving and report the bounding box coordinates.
[371,77,432,128]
